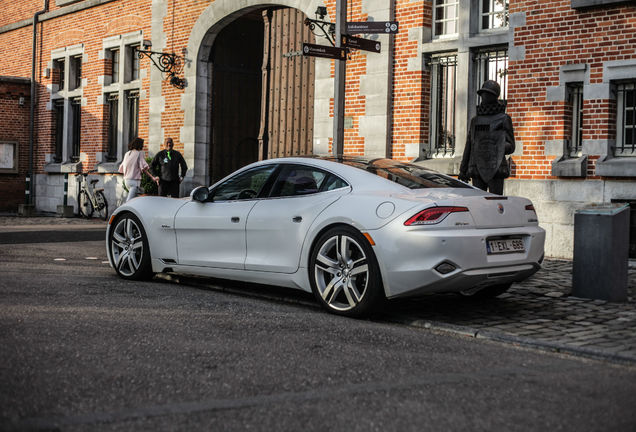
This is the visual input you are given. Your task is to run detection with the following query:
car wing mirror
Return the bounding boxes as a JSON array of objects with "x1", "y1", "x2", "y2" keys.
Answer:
[{"x1": 191, "y1": 186, "x2": 210, "y2": 202}]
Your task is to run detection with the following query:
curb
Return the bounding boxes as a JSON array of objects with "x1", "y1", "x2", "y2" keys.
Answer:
[
  {"x1": 389, "y1": 317, "x2": 636, "y2": 367},
  {"x1": 157, "y1": 273, "x2": 636, "y2": 366}
]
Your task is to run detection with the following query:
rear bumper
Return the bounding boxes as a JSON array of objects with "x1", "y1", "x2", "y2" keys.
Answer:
[{"x1": 369, "y1": 223, "x2": 546, "y2": 299}]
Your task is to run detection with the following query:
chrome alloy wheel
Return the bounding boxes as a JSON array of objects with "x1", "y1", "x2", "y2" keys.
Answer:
[
  {"x1": 314, "y1": 234, "x2": 369, "y2": 311},
  {"x1": 111, "y1": 217, "x2": 145, "y2": 277}
]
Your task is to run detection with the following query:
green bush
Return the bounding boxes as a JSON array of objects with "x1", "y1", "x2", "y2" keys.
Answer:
[{"x1": 141, "y1": 156, "x2": 158, "y2": 195}]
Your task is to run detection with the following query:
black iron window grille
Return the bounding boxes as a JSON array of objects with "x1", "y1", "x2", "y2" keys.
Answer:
[
  {"x1": 126, "y1": 90, "x2": 139, "y2": 144},
  {"x1": 480, "y1": 0, "x2": 509, "y2": 30},
  {"x1": 106, "y1": 93, "x2": 119, "y2": 161},
  {"x1": 616, "y1": 81, "x2": 636, "y2": 156},
  {"x1": 70, "y1": 98, "x2": 81, "y2": 162},
  {"x1": 433, "y1": 0, "x2": 458, "y2": 36},
  {"x1": 429, "y1": 54, "x2": 457, "y2": 156},
  {"x1": 53, "y1": 99, "x2": 64, "y2": 163},
  {"x1": 475, "y1": 48, "x2": 508, "y2": 104},
  {"x1": 567, "y1": 83, "x2": 584, "y2": 156}
]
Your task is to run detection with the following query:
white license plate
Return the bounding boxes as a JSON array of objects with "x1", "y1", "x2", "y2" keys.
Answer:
[{"x1": 487, "y1": 238, "x2": 525, "y2": 254}]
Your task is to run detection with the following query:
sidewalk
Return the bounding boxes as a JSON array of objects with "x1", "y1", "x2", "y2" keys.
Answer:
[{"x1": 2, "y1": 214, "x2": 635, "y2": 365}]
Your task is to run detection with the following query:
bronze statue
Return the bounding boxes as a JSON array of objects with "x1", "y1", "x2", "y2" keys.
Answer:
[{"x1": 459, "y1": 80, "x2": 515, "y2": 195}]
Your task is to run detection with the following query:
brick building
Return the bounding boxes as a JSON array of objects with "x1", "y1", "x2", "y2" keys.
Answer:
[{"x1": 0, "y1": 0, "x2": 634, "y2": 258}]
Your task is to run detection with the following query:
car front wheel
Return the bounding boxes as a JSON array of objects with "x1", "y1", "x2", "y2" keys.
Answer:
[
  {"x1": 309, "y1": 226, "x2": 383, "y2": 317},
  {"x1": 109, "y1": 213, "x2": 153, "y2": 280}
]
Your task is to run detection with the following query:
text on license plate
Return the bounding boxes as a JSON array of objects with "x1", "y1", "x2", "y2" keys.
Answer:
[{"x1": 487, "y1": 238, "x2": 525, "y2": 254}]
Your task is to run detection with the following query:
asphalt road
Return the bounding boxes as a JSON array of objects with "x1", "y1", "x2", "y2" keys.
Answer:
[{"x1": 1, "y1": 228, "x2": 635, "y2": 431}]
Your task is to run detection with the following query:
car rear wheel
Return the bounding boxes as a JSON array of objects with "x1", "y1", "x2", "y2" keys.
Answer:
[
  {"x1": 458, "y1": 283, "x2": 511, "y2": 299},
  {"x1": 309, "y1": 226, "x2": 383, "y2": 317},
  {"x1": 109, "y1": 213, "x2": 153, "y2": 280}
]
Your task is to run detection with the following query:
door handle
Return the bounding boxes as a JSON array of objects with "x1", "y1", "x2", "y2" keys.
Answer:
[
  {"x1": 292, "y1": 216, "x2": 302, "y2": 223},
  {"x1": 231, "y1": 217, "x2": 240, "y2": 223}
]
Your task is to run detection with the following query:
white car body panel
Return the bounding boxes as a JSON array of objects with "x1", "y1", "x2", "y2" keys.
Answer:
[{"x1": 107, "y1": 157, "x2": 545, "y2": 301}]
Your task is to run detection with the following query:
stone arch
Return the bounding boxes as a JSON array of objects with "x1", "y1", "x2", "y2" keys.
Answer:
[{"x1": 181, "y1": 0, "x2": 327, "y2": 188}]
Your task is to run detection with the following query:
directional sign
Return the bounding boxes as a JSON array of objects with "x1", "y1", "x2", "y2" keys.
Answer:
[
  {"x1": 342, "y1": 35, "x2": 381, "y2": 53},
  {"x1": 302, "y1": 43, "x2": 346, "y2": 60},
  {"x1": 346, "y1": 21, "x2": 399, "y2": 35}
]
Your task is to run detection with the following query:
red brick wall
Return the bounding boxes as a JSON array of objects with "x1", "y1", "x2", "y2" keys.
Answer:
[
  {"x1": 508, "y1": 0, "x2": 636, "y2": 180},
  {"x1": 0, "y1": 79, "x2": 30, "y2": 212}
]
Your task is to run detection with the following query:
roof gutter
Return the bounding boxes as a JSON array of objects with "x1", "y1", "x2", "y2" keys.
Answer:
[{"x1": 28, "y1": 0, "x2": 49, "y2": 206}]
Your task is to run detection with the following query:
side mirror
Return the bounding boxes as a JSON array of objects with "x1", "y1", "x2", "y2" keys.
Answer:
[{"x1": 191, "y1": 186, "x2": 210, "y2": 202}]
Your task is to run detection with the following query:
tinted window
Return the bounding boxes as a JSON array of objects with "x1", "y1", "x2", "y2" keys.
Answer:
[
  {"x1": 344, "y1": 159, "x2": 470, "y2": 189},
  {"x1": 269, "y1": 165, "x2": 348, "y2": 197},
  {"x1": 211, "y1": 165, "x2": 277, "y2": 201}
]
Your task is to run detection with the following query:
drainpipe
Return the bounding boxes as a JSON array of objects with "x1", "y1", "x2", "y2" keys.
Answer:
[{"x1": 28, "y1": 0, "x2": 49, "y2": 207}]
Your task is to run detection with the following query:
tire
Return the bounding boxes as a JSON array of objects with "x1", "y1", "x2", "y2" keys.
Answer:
[
  {"x1": 94, "y1": 191, "x2": 109, "y2": 221},
  {"x1": 309, "y1": 226, "x2": 384, "y2": 317},
  {"x1": 108, "y1": 213, "x2": 153, "y2": 280},
  {"x1": 458, "y1": 283, "x2": 512, "y2": 300},
  {"x1": 78, "y1": 190, "x2": 93, "y2": 218}
]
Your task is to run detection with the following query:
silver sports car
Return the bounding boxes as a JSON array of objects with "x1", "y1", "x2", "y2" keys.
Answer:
[{"x1": 106, "y1": 156, "x2": 545, "y2": 317}]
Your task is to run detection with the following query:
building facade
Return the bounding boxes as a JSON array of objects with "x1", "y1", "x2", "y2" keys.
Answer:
[{"x1": 0, "y1": 0, "x2": 634, "y2": 258}]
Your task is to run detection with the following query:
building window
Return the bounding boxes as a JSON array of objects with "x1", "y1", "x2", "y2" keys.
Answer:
[
  {"x1": 430, "y1": 54, "x2": 457, "y2": 156},
  {"x1": 53, "y1": 100, "x2": 64, "y2": 163},
  {"x1": 616, "y1": 81, "x2": 636, "y2": 156},
  {"x1": 54, "y1": 59, "x2": 65, "y2": 91},
  {"x1": 110, "y1": 48, "x2": 120, "y2": 83},
  {"x1": 70, "y1": 98, "x2": 82, "y2": 162},
  {"x1": 126, "y1": 90, "x2": 140, "y2": 144},
  {"x1": 567, "y1": 83, "x2": 584, "y2": 156},
  {"x1": 106, "y1": 93, "x2": 119, "y2": 161},
  {"x1": 126, "y1": 44, "x2": 140, "y2": 82},
  {"x1": 433, "y1": 0, "x2": 458, "y2": 37},
  {"x1": 481, "y1": 0, "x2": 508, "y2": 30},
  {"x1": 475, "y1": 48, "x2": 508, "y2": 103},
  {"x1": 70, "y1": 55, "x2": 82, "y2": 90}
]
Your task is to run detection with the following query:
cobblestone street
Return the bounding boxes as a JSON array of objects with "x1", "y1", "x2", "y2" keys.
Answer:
[{"x1": 2, "y1": 215, "x2": 636, "y2": 365}]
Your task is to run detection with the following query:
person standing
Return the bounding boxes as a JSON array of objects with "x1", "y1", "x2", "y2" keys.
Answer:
[
  {"x1": 151, "y1": 137, "x2": 188, "y2": 197},
  {"x1": 119, "y1": 137, "x2": 158, "y2": 202},
  {"x1": 459, "y1": 80, "x2": 515, "y2": 195}
]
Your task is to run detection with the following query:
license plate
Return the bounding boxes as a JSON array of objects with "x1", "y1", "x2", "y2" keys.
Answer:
[{"x1": 487, "y1": 238, "x2": 525, "y2": 254}]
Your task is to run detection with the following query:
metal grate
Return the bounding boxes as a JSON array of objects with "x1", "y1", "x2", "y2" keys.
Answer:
[
  {"x1": 53, "y1": 99, "x2": 64, "y2": 163},
  {"x1": 70, "y1": 98, "x2": 81, "y2": 162},
  {"x1": 126, "y1": 90, "x2": 139, "y2": 144},
  {"x1": 616, "y1": 81, "x2": 636, "y2": 156},
  {"x1": 567, "y1": 83, "x2": 584, "y2": 156},
  {"x1": 106, "y1": 93, "x2": 119, "y2": 161},
  {"x1": 430, "y1": 55, "x2": 457, "y2": 156},
  {"x1": 475, "y1": 48, "x2": 508, "y2": 103}
]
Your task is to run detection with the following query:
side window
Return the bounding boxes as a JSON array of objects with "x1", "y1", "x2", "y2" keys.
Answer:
[
  {"x1": 269, "y1": 165, "x2": 347, "y2": 197},
  {"x1": 211, "y1": 165, "x2": 277, "y2": 201}
]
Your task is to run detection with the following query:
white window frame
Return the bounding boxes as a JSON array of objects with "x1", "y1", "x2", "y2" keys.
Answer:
[
  {"x1": 480, "y1": 0, "x2": 509, "y2": 32},
  {"x1": 100, "y1": 31, "x2": 145, "y2": 165},
  {"x1": 49, "y1": 44, "x2": 85, "y2": 166},
  {"x1": 433, "y1": 0, "x2": 459, "y2": 38}
]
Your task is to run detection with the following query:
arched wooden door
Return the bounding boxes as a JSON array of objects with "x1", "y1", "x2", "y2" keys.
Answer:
[{"x1": 209, "y1": 7, "x2": 315, "y2": 183}]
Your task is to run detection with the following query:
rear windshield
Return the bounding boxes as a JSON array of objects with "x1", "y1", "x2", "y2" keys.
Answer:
[{"x1": 344, "y1": 159, "x2": 471, "y2": 189}]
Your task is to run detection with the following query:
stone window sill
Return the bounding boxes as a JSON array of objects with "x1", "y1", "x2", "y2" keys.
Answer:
[
  {"x1": 413, "y1": 156, "x2": 462, "y2": 176},
  {"x1": 44, "y1": 161, "x2": 82, "y2": 173},
  {"x1": 551, "y1": 155, "x2": 588, "y2": 178},
  {"x1": 96, "y1": 162, "x2": 121, "y2": 174},
  {"x1": 596, "y1": 156, "x2": 636, "y2": 177}
]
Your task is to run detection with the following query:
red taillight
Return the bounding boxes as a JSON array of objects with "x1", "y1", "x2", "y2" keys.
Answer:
[
  {"x1": 525, "y1": 204, "x2": 535, "y2": 211},
  {"x1": 404, "y1": 206, "x2": 469, "y2": 226}
]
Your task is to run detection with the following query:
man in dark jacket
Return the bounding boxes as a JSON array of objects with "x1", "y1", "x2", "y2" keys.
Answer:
[
  {"x1": 151, "y1": 137, "x2": 188, "y2": 197},
  {"x1": 459, "y1": 80, "x2": 515, "y2": 195}
]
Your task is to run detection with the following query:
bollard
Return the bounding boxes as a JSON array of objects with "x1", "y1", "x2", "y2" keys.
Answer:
[{"x1": 572, "y1": 203, "x2": 629, "y2": 302}]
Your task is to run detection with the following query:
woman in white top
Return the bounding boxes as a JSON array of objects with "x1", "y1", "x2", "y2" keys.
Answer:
[{"x1": 119, "y1": 137, "x2": 158, "y2": 202}]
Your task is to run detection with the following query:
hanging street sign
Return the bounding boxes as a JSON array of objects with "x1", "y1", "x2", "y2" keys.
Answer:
[
  {"x1": 341, "y1": 35, "x2": 381, "y2": 53},
  {"x1": 302, "y1": 43, "x2": 346, "y2": 60},
  {"x1": 346, "y1": 21, "x2": 399, "y2": 35}
]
